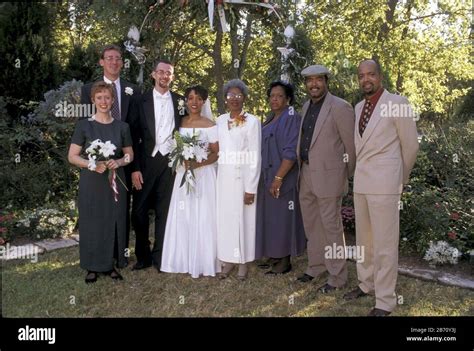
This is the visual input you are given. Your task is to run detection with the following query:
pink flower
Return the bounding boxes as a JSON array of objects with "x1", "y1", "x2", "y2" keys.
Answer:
[
  {"x1": 450, "y1": 212, "x2": 460, "y2": 221},
  {"x1": 447, "y1": 231, "x2": 457, "y2": 240}
]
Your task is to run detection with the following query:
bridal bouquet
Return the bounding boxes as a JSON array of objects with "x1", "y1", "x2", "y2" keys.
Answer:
[
  {"x1": 86, "y1": 139, "x2": 128, "y2": 202},
  {"x1": 168, "y1": 130, "x2": 209, "y2": 194}
]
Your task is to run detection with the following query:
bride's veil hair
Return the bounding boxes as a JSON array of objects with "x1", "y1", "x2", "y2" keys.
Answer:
[
  {"x1": 201, "y1": 98, "x2": 214, "y2": 121},
  {"x1": 184, "y1": 85, "x2": 214, "y2": 121}
]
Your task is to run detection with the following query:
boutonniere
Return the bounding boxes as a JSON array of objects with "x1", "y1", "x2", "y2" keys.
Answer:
[
  {"x1": 125, "y1": 87, "x2": 134, "y2": 96},
  {"x1": 177, "y1": 99, "x2": 186, "y2": 115},
  {"x1": 228, "y1": 112, "x2": 247, "y2": 130}
]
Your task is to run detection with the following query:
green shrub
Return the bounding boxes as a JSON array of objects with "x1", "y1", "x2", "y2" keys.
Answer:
[
  {"x1": 0, "y1": 80, "x2": 82, "y2": 241},
  {"x1": 400, "y1": 121, "x2": 474, "y2": 261}
]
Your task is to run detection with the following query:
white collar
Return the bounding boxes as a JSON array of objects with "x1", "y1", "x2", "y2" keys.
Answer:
[
  {"x1": 103, "y1": 76, "x2": 120, "y2": 85},
  {"x1": 153, "y1": 89, "x2": 171, "y2": 99}
]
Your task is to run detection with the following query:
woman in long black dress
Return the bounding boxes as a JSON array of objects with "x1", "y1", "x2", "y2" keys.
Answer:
[{"x1": 68, "y1": 81, "x2": 134, "y2": 283}]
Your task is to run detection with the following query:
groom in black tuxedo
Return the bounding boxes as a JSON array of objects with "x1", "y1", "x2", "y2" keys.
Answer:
[
  {"x1": 129, "y1": 59, "x2": 184, "y2": 271},
  {"x1": 80, "y1": 44, "x2": 140, "y2": 266}
]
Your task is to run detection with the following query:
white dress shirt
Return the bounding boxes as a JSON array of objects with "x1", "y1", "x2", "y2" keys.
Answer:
[
  {"x1": 152, "y1": 89, "x2": 175, "y2": 157},
  {"x1": 103, "y1": 76, "x2": 121, "y2": 115}
]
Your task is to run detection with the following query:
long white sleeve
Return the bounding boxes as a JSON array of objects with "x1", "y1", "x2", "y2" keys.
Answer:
[{"x1": 244, "y1": 114, "x2": 261, "y2": 194}]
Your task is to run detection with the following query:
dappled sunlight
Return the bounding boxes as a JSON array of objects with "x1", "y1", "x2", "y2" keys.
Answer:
[{"x1": 6, "y1": 259, "x2": 80, "y2": 275}]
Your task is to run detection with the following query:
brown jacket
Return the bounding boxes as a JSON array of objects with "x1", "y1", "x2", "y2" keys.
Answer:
[{"x1": 297, "y1": 92, "x2": 356, "y2": 198}]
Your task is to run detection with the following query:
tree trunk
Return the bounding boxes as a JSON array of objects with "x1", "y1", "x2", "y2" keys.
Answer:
[
  {"x1": 396, "y1": 0, "x2": 413, "y2": 93},
  {"x1": 213, "y1": 19, "x2": 225, "y2": 115}
]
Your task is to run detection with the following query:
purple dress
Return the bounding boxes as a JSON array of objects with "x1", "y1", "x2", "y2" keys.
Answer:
[{"x1": 255, "y1": 107, "x2": 306, "y2": 259}]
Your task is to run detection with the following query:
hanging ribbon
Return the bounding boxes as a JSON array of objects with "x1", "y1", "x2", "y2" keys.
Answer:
[
  {"x1": 109, "y1": 170, "x2": 119, "y2": 202},
  {"x1": 207, "y1": 0, "x2": 283, "y2": 32}
]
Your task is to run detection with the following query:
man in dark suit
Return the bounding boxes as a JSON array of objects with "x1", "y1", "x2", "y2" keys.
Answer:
[
  {"x1": 80, "y1": 44, "x2": 140, "y2": 266},
  {"x1": 129, "y1": 59, "x2": 185, "y2": 271}
]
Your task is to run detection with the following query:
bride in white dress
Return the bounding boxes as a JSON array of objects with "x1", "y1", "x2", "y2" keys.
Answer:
[{"x1": 161, "y1": 85, "x2": 220, "y2": 278}]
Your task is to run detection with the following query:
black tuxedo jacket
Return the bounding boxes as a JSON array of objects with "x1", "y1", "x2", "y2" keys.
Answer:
[
  {"x1": 80, "y1": 79, "x2": 140, "y2": 122},
  {"x1": 129, "y1": 89, "x2": 185, "y2": 173}
]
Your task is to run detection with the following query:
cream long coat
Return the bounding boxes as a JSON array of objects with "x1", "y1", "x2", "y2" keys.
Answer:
[{"x1": 216, "y1": 112, "x2": 262, "y2": 264}]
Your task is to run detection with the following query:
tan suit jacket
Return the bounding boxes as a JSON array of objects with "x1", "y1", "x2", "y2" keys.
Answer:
[
  {"x1": 297, "y1": 92, "x2": 356, "y2": 198},
  {"x1": 354, "y1": 90, "x2": 419, "y2": 194}
]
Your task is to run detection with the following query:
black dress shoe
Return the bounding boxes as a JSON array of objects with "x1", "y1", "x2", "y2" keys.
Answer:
[
  {"x1": 317, "y1": 283, "x2": 338, "y2": 293},
  {"x1": 257, "y1": 258, "x2": 280, "y2": 270},
  {"x1": 85, "y1": 271, "x2": 97, "y2": 284},
  {"x1": 108, "y1": 269, "x2": 124, "y2": 281},
  {"x1": 264, "y1": 264, "x2": 292, "y2": 275},
  {"x1": 343, "y1": 287, "x2": 369, "y2": 300},
  {"x1": 296, "y1": 273, "x2": 314, "y2": 283},
  {"x1": 368, "y1": 308, "x2": 391, "y2": 316},
  {"x1": 132, "y1": 262, "x2": 152, "y2": 271}
]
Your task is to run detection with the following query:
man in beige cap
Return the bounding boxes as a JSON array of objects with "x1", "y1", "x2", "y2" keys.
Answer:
[{"x1": 296, "y1": 65, "x2": 356, "y2": 293}]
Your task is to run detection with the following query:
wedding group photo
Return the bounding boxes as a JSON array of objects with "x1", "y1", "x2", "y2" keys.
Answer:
[{"x1": 1, "y1": 0, "x2": 472, "y2": 329}]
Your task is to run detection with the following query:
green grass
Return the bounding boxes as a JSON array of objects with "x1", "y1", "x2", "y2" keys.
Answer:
[{"x1": 2, "y1": 244, "x2": 473, "y2": 317}]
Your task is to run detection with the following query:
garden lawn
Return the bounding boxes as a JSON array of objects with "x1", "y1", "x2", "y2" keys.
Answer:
[{"x1": 2, "y1": 243, "x2": 473, "y2": 317}]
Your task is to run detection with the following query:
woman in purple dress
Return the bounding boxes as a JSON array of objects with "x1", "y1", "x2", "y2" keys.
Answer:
[{"x1": 255, "y1": 81, "x2": 306, "y2": 275}]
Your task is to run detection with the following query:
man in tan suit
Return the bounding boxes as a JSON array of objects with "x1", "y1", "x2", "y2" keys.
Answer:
[
  {"x1": 296, "y1": 65, "x2": 355, "y2": 292},
  {"x1": 343, "y1": 59, "x2": 419, "y2": 316}
]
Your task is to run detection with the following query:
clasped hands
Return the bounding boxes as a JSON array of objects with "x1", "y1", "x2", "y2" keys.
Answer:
[
  {"x1": 94, "y1": 160, "x2": 120, "y2": 174},
  {"x1": 184, "y1": 160, "x2": 201, "y2": 171}
]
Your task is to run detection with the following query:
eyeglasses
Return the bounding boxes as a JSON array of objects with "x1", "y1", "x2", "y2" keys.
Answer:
[
  {"x1": 155, "y1": 70, "x2": 173, "y2": 77},
  {"x1": 226, "y1": 93, "x2": 244, "y2": 100},
  {"x1": 103, "y1": 56, "x2": 122, "y2": 62}
]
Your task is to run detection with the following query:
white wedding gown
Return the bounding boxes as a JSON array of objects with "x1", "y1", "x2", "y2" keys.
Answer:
[{"x1": 161, "y1": 126, "x2": 221, "y2": 278}]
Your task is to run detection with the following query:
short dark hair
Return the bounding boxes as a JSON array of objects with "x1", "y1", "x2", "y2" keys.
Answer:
[
  {"x1": 184, "y1": 85, "x2": 208, "y2": 101},
  {"x1": 90, "y1": 81, "x2": 115, "y2": 101},
  {"x1": 360, "y1": 58, "x2": 382, "y2": 74},
  {"x1": 152, "y1": 58, "x2": 174, "y2": 71},
  {"x1": 267, "y1": 81, "x2": 295, "y2": 105},
  {"x1": 100, "y1": 44, "x2": 122, "y2": 59}
]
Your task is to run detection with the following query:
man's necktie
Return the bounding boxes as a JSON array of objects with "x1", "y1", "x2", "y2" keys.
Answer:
[
  {"x1": 111, "y1": 82, "x2": 121, "y2": 120},
  {"x1": 359, "y1": 100, "x2": 372, "y2": 136}
]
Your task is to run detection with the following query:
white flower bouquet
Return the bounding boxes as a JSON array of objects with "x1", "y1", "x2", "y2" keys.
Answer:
[
  {"x1": 423, "y1": 240, "x2": 462, "y2": 266},
  {"x1": 85, "y1": 139, "x2": 128, "y2": 201},
  {"x1": 167, "y1": 130, "x2": 209, "y2": 194}
]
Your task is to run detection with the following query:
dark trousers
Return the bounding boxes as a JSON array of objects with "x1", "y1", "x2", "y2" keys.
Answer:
[
  {"x1": 124, "y1": 165, "x2": 132, "y2": 256},
  {"x1": 131, "y1": 154, "x2": 174, "y2": 268}
]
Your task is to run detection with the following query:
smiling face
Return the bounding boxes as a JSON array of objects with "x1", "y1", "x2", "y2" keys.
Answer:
[
  {"x1": 151, "y1": 62, "x2": 174, "y2": 91},
  {"x1": 226, "y1": 87, "x2": 245, "y2": 113},
  {"x1": 92, "y1": 89, "x2": 114, "y2": 114},
  {"x1": 305, "y1": 75, "x2": 328, "y2": 103},
  {"x1": 99, "y1": 49, "x2": 123, "y2": 81},
  {"x1": 186, "y1": 89, "x2": 205, "y2": 115},
  {"x1": 358, "y1": 60, "x2": 383, "y2": 98}
]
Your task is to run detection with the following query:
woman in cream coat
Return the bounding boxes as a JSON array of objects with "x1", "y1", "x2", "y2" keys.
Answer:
[{"x1": 216, "y1": 79, "x2": 261, "y2": 280}]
